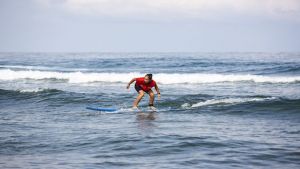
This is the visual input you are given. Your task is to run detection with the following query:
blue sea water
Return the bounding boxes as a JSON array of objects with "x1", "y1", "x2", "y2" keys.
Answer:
[{"x1": 0, "y1": 52, "x2": 300, "y2": 168}]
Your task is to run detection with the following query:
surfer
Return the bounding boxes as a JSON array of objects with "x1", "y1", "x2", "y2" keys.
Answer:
[{"x1": 126, "y1": 74, "x2": 161, "y2": 110}]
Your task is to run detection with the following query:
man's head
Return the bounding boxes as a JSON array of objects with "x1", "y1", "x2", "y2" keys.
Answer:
[{"x1": 144, "y1": 74, "x2": 152, "y2": 84}]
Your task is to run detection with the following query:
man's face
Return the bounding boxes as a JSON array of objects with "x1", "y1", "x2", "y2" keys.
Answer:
[{"x1": 144, "y1": 76, "x2": 150, "y2": 84}]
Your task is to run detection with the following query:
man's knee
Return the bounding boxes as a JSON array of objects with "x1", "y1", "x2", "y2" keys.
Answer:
[
  {"x1": 139, "y1": 90, "x2": 145, "y2": 96},
  {"x1": 149, "y1": 92, "x2": 154, "y2": 97}
]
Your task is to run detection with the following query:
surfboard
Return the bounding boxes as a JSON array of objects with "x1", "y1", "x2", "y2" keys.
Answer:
[
  {"x1": 86, "y1": 106, "x2": 118, "y2": 112},
  {"x1": 86, "y1": 106, "x2": 157, "y2": 112}
]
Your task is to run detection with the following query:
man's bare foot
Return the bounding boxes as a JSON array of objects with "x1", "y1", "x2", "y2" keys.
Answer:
[
  {"x1": 132, "y1": 106, "x2": 139, "y2": 111},
  {"x1": 148, "y1": 106, "x2": 157, "y2": 111}
]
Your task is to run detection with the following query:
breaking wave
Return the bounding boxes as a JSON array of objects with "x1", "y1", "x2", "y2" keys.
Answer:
[{"x1": 0, "y1": 69, "x2": 300, "y2": 84}]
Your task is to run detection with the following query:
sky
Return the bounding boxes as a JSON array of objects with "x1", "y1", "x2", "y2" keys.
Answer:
[{"x1": 0, "y1": 0, "x2": 300, "y2": 52}]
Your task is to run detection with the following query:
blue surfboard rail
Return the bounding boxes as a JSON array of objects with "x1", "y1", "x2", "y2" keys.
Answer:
[{"x1": 86, "y1": 106, "x2": 118, "y2": 112}]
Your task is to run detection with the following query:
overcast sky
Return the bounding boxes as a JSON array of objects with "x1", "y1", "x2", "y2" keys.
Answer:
[{"x1": 0, "y1": 0, "x2": 299, "y2": 52}]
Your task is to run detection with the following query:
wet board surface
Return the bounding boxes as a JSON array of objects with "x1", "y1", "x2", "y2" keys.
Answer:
[{"x1": 86, "y1": 106, "x2": 118, "y2": 112}]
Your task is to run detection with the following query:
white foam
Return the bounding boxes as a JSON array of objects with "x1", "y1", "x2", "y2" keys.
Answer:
[
  {"x1": 189, "y1": 97, "x2": 276, "y2": 108},
  {"x1": 18, "y1": 88, "x2": 46, "y2": 93},
  {"x1": 0, "y1": 69, "x2": 299, "y2": 84}
]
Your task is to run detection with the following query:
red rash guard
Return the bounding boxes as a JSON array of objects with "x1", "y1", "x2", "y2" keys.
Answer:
[{"x1": 135, "y1": 77, "x2": 156, "y2": 92}]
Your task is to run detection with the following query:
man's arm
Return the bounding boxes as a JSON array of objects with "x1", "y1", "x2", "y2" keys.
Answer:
[
  {"x1": 126, "y1": 78, "x2": 136, "y2": 89},
  {"x1": 154, "y1": 83, "x2": 161, "y2": 99}
]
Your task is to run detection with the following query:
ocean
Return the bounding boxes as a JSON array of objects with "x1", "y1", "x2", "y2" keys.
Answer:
[{"x1": 0, "y1": 52, "x2": 300, "y2": 168}]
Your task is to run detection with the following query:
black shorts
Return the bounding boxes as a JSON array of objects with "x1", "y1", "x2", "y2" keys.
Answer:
[{"x1": 135, "y1": 84, "x2": 149, "y2": 94}]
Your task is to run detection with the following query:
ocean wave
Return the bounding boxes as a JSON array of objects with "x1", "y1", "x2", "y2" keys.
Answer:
[
  {"x1": 182, "y1": 97, "x2": 276, "y2": 108},
  {"x1": 181, "y1": 97, "x2": 300, "y2": 114},
  {"x1": 1, "y1": 87, "x2": 299, "y2": 112},
  {"x1": 0, "y1": 88, "x2": 63, "y2": 95},
  {"x1": 0, "y1": 69, "x2": 300, "y2": 84},
  {"x1": 0, "y1": 88, "x2": 94, "y2": 104},
  {"x1": 17, "y1": 88, "x2": 55, "y2": 93}
]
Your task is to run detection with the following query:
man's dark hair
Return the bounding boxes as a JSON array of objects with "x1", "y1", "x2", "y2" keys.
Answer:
[{"x1": 146, "y1": 74, "x2": 152, "y2": 80}]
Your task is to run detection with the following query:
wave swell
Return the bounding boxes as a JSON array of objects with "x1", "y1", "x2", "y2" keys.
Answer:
[
  {"x1": 0, "y1": 69, "x2": 300, "y2": 84},
  {"x1": 182, "y1": 97, "x2": 276, "y2": 108}
]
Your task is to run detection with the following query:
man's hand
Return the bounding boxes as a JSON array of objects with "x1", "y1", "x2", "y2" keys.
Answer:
[
  {"x1": 157, "y1": 93, "x2": 161, "y2": 100},
  {"x1": 127, "y1": 78, "x2": 136, "y2": 90}
]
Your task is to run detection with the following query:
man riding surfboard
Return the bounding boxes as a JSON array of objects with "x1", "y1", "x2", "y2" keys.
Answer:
[{"x1": 126, "y1": 74, "x2": 161, "y2": 110}]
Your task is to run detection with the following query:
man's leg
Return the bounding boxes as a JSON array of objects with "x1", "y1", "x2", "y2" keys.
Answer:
[
  {"x1": 133, "y1": 90, "x2": 145, "y2": 107},
  {"x1": 148, "y1": 90, "x2": 155, "y2": 106}
]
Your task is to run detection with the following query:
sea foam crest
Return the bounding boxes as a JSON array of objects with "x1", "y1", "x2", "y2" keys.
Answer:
[
  {"x1": 182, "y1": 97, "x2": 276, "y2": 108},
  {"x1": 0, "y1": 69, "x2": 299, "y2": 84}
]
